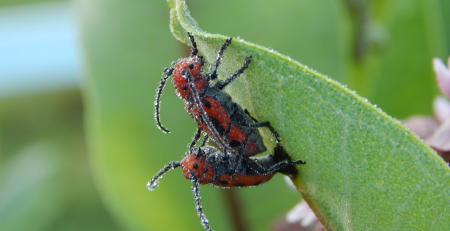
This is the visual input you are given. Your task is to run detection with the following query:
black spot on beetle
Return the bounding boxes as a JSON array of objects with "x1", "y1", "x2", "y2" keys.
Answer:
[
  {"x1": 209, "y1": 117, "x2": 225, "y2": 134},
  {"x1": 229, "y1": 140, "x2": 241, "y2": 148},
  {"x1": 231, "y1": 183, "x2": 246, "y2": 187},
  {"x1": 188, "y1": 64, "x2": 194, "y2": 69},
  {"x1": 219, "y1": 180, "x2": 229, "y2": 185},
  {"x1": 193, "y1": 164, "x2": 198, "y2": 169},
  {"x1": 201, "y1": 99, "x2": 211, "y2": 108}
]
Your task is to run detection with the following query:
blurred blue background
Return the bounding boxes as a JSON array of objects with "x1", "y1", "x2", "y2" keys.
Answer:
[{"x1": 0, "y1": 1, "x2": 80, "y2": 97}]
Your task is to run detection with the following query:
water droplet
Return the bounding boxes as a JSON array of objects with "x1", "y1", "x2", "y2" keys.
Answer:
[{"x1": 147, "y1": 180, "x2": 159, "y2": 191}]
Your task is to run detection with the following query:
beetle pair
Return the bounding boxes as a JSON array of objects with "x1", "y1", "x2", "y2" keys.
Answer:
[{"x1": 148, "y1": 32, "x2": 305, "y2": 231}]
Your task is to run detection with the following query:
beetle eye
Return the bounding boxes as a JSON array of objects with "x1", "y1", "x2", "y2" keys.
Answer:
[
  {"x1": 188, "y1": 64, "x2": 194, "y2": 69},
  {"x1": 193, "y1": 164, "x2": 199, "y2": 169}
]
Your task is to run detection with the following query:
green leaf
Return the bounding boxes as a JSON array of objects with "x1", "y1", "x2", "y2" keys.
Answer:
[{"x1": 169, "y1": 0, "x2": 450, "y2": 230}]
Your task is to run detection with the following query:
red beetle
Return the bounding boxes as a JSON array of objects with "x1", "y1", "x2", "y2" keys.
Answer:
[
  {"x1": 154, "y1": 32, "x2": 280, "y2": 158},
  {"x1": 147, "y1": 144, "x2": 305, "y2": 231}
]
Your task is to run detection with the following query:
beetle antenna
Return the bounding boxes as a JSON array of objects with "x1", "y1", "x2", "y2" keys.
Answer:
[
  {"x1": 147, "y1": 161, "x2": 181, "y2": 191},
  {"x1": 183, "y1": 68, "x2": 233, "y2": 152},
  {"x1": 187, "y1": 32, "x2": 198, "y2": 57},
  {"x1": 155, "y1": 68, "x2": 174, "y2": 133},
  {"x1": 190, "y1": 172, "x2": 213, "y2": 231},
  {"x1": 209, "y1": 37, "x2": 232, "y2": 81}
]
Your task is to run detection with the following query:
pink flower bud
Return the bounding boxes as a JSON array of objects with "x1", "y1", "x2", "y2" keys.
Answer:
[{"x1": 433, "y1": 58, "x2": 450, "y2": 99}]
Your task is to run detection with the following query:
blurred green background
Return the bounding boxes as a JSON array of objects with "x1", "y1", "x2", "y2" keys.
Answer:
[{"x1": 0, "y1": 0, "x2": 448, "y2": 231}]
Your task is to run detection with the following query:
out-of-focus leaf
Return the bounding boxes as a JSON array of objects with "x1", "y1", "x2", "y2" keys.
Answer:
[
  {"x1": 0, "y1": 90, "x2": 121, "y2": 231},
  {"x1": 438, "y1": 0, "x2": 450, "y2": 56},
  {"x1": 0, "y1": 142, "x2": 66, "y2": 231},
  {"x1": 349, "y1": 0, "x2": 447, "y2": 118},
  {"x1": 169, "y1": 0, "x2": 450, "y2": 230}
]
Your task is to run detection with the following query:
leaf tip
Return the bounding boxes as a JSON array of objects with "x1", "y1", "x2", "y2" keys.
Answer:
[{"x1": 167, "y1": 0, "x2": 175, "y2": 9}]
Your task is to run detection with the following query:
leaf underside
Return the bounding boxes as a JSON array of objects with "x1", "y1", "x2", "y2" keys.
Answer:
[{"x1": 169, "y1": 0, "x2": 450, "y2": 230}]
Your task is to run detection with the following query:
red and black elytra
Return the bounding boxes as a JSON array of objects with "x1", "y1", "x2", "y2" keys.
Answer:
[
  {"x1": 147, "y1": 144, "x2": 305, "y2": 231},
  {"x1": 154, "y1": 32, "x2": 281, "y2": 157}
]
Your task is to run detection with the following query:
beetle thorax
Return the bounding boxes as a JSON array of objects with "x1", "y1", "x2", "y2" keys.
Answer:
[
  {"x1": 180, "y1": 150, "x2": 215, "y2": 184},
  {"x1": 172, "y1": 57, "x2": 207, "y2": 99}
]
